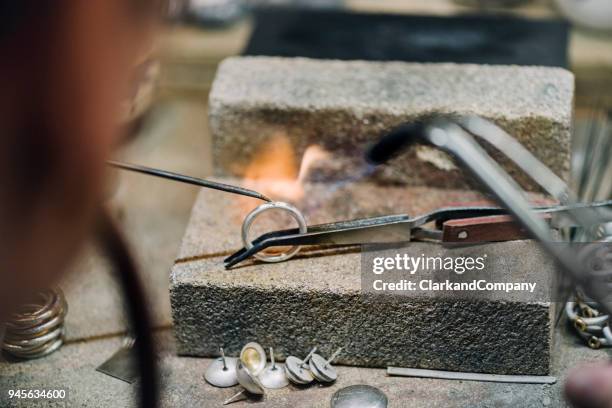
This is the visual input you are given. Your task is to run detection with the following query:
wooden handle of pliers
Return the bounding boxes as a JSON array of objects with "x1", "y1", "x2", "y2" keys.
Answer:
[{"x1": 442, "y1": 214, "x2": 551, "y2": 243}]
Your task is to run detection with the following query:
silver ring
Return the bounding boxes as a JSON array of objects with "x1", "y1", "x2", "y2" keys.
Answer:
[{"x1": 241, "y1": 202, "x2": 307, "y2": 263}]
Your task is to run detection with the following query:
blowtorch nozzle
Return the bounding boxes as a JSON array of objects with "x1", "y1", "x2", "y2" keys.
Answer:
[{"x1": 365, "y1": 121, "x2": 428, "y2": 165}]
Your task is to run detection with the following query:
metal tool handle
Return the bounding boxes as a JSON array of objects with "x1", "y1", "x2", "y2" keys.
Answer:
[{"x1": 442, "y1": 214, "x2": 551, "y2": 243}]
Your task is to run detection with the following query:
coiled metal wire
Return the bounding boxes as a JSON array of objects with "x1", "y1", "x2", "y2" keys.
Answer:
[
  {"x1": 2, "y1": 288, "x2": 67, "y2": 359},
  {"x1": 566, "y1": 237, "x2": 612, "y2": 349},
  {"x1": 566, "y1": 296, "x2": 612, "y2": 349}
]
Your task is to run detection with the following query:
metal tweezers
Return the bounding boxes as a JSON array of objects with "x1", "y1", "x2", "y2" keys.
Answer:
[{"x1": 224, "y1": 200, "x2": 612, "y2": 268}]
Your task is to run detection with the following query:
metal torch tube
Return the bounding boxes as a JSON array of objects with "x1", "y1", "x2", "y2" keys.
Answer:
[{"x1": 425, "y1": 121, "x2": 612, "y2": 316}]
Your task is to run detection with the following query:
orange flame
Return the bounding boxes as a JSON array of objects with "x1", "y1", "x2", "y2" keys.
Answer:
[
  {"x1": 242, "y1": 132, "x2": 330, "y2": 203},
  {"x1": 234, "y1": 134, "x2": 332, "y2": 253}
]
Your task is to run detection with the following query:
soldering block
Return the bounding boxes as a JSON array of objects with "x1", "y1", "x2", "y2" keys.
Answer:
[
  {"x1": 170, "y1": 182, "x2": 557, "y2": 375},
  {"x1": 209, "y1": 56, "x2": 573, "y2": 191}
]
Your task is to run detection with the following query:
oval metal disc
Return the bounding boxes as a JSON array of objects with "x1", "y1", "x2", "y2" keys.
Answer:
[
  {"x1": 236, "y1": 361, "x2": 265, "y2": 395},
  {"x1": 204, "y1": 357, "x2": 238, "y2": 387},
  {"x1": 330, "y1": 385, "x2": 388, "y2": 408},
  {"x1": 284, "y1": 364, "x2": 308, "y2": 385},
  {"x1": 285, "y1": 356, "x2": 314, "y2": 384},
  {"x1": 259, "y1": 363, "x2": 289, "y2": 389},
  {"x1": 240, "y1": 342, "x2": 267, "y2": 376},
  {"x1": 309, "y1": 354, "x2": 337, "y2": 382}
]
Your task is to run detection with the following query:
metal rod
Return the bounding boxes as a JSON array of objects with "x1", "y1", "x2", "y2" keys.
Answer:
[
  {"x1": 300, "y1": 347, "x2": 317, "y2": 367},
  {"x1": 220, "y1": 347, "x2": 227, "y2": 370},
  {"x1": 459, "y1": 116, "x2": 569, "y2": 201},
  {"x1": 108, "y1": 160, "x2": 271, "y2": 202},
  {"x1": 459, "y1": 116, "x2": 600, "y2": 238},
  {"x1": 428, "y1": 122, "x2": 612, "y2": 315},
  {"x1": 387, "y1": 367, "x2": 557, "y2": 384},
  {"x1": 367, "y1": 118, "x2": 612, "y2": 316},
  {"x1": 223, "y1": 390, "x2": 247, "y2": 405},
  {"x1": 326, "y1": 347, "x2": 343, "y2": 367},
  {"x1": 270, "y1": 347, "x2": 275, "y2": 369}
]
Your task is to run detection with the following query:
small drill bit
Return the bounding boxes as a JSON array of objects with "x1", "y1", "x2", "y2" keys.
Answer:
[{"x1": 108, "y1": 160, "x2": 271, "y2": 202}]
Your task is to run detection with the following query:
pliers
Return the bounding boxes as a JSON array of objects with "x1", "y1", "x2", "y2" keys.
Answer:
[{"x1": 224, "y1": 200, "x2": 612, "y2": 268}]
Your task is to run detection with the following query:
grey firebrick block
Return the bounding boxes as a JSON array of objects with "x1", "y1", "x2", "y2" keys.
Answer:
[
  {"x1": 209, "y1": 57, "x2": 573, "y2": 190},
  {"x1": 170, "y1": 184, "x2": 556, "y2": 375}
]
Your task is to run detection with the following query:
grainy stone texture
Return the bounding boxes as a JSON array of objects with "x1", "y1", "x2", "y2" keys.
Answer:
[
  {"x1": 171, "y1": 251, "x2": 555, "y2": 375},
  {"x1": 171, "y1": 181, "x2": 556, "y2": 375},
  {"x1": 209, "y1": 57, "x2": 574, "y2": 191}
]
